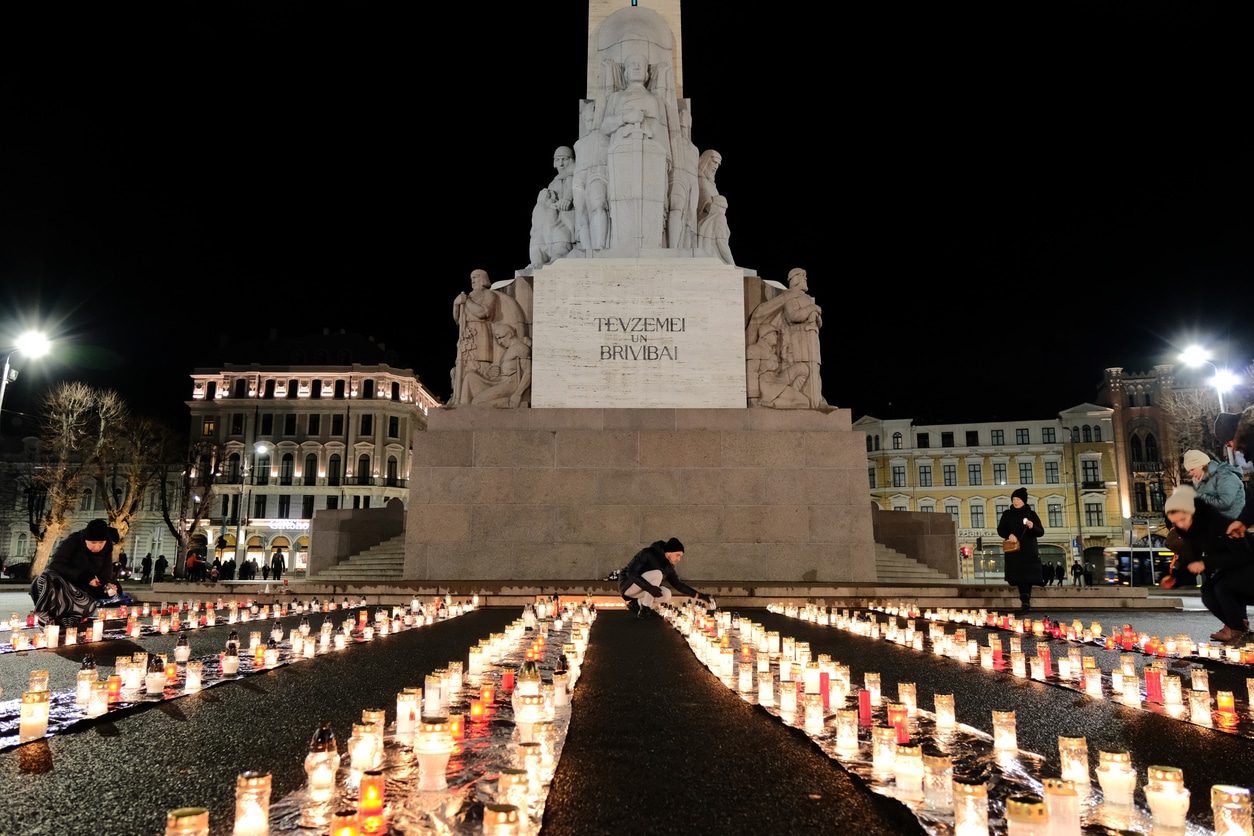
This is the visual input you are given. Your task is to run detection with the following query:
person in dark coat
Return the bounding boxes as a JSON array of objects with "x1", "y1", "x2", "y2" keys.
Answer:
[
  {"x1": 270, "y1": 550, "x2": 286, "y2": 581},
  {"x1": 30, "y1": 518, "x2": 119, "y2": 629},
  {"x1": 998, "y1": 487, "x2": 1045, "y2": 612},
  {"x1": 140, "y1": 553, "x2": 153, "y2": 583},
  {"x1": 154, "y1": 554, "x2": 169, "y2": 582},
  {"x1": 1162, "y1": 485, "x2": 1254, "y2": 644},
  {"x1": 618, "y1": 537, "x2": 714, "y2": 618}
]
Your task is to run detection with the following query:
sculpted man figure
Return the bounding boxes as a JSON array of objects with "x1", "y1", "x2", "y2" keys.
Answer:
[
  {"x1": 459, "y1": 323, "x2": 532, "y2": 408},
  {"x1": 697, "y1": 149, "x2": 722, "y2": 221},
  {"x1": 666, "y1": 106, "x2": 699, "y2": 249},
  {"x1": 573, "y1": 101, "x2": 609, "y2": 251},
  {"x1": 451, "y1": 270, "x2": 527, "y2": 405},
  {"x1": 600, "y1": 54, "x2": 674, "y2": 251},
  {"x1": 697, "y1": 194, "x2": 732, "y2": 264},
  {"x1": 528, "y1": 188, "x2": 573, "y2": 268},
  {"x1": 745, "y1": 327, "x2": 809, "y2": 408},
  {"x1": 548, "y1": 146, "x2": 575, "y2": 240},
  {"x1": 744, "y1": 268, "x2": 827, "y2": 409}
]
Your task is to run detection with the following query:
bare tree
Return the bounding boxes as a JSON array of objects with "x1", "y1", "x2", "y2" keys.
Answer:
[
  {"x1": 157, "y1": 438, "x2": 221, "y2": 578},
  {"x1": 93, "y1": 414, "x2": 168, "y2": 546},
  {"x1": 27, "y1": 382, "x2": 96, "y2": 575}
]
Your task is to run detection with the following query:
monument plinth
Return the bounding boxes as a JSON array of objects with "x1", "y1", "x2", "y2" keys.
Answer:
[{"x1": 405, "y1": 3, "x2": 873, "y2": 584}]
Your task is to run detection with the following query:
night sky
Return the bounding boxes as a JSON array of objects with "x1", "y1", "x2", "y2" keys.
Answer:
[{"x1": 2, "y1": 1, "x2": 1250, "y2": 437}]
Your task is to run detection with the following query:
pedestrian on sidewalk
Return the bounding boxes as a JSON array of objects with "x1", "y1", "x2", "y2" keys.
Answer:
[
  {"x1": 1071, "y1": 560, "x2": 1084, "y2": 586},
  {"x1": 999, "y1": 487, "x2": 1045, "y2": 613},
  {"x1": 140, "y1": 553, "x2": 153, "y2": 584},
  {"x1": 618, "y1": 537, "x2": 715, "y2": 618}
]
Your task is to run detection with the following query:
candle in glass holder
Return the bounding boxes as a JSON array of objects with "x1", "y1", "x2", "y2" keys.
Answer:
[
  {"x1": 300, "y1": 722, "x2": 339, "y2": 806},
  {"x1": 165, "y1": 807, "x2": 210, "y2": 836},
  {"x1": 1011, "y1": 651, "x2": 1027, "y2": 678},
  {"x1": 934, "y1": 693, "x2": 956, "y2": 728},
  {"x1": 396, "y1": 691, "x2": 419, "y2": 739},
  {"x1": 174, "y1": 634, "x2": 191, "y2": 663},
  {"x1": 1190, "y1": 665, "x2": 1209, "y2": 693},
  {"x1": 448, "y1": 713, "x2": 464, "y2": 739},
  {"x1": 185, "y1": 661, "x2": 203, "y2": 692},
  {"x1": 864, "y1": 672, "x2": 881, "y2": 705},
  {"x1": 1189, "y1": 689, "x2": 1212, "y2": 724},
  {"x1": 1218, "y1": 690, "x2": 1237, "y2": 716},
  {"x1": 357, "y1": 769, "x2": 386, "y2": 835},
  {"x1": 779, "y1": 680, "x2": 798, "y2": 714},
  {"x1": 857, "y1": 689, "x2": 872, "y2": 725},
  {"x1": 1084, "y1": 668, "x2": 1103, "y2": 697},
  {"x1": 222, "y1": 645, "x2": 241, "y2": 675},
  {"x1": 952, "y1": 777, "x2": 989, "y2": 835},
  {"x1": 1144, "y1": 765, "x2": 1189, "y2": 831},
  {"x1": 992, "y1": 710, "x2": 1017, "y2": 751},
  {"x1": 923, "y1": 749, "x2": 953, "y2": 812},
  {"x1": 482, "y1": 804, "x2": 520, "y2": 836},
  {"x1": 834, "y1": 709, "x2": 859, "y2": 754},
  {"x1": 481, "y1": 683, "x2": 495, "y2": 704},
  {"x1": 19, "y1": 690, "x2": 50, "y2": 742},
  {"x1": 886, "y1": 703, "x2": 909, "y2": 743},
  {"x1": 1058, "y1": 736, "x2": 1089, "y2": 785},
  {"x1": 1096, "y1": 750, "x2": 1136, "y2": 806},
  {"x1": 1005, "y1": 793, "x2": 1048, "y2": 836},
  {"x1": 413, "y1": 719, "x2": 454, "y2": 791},
  {"x1": 91, "y1": 619, "x2": 103, "y2": 642},
  {"x1": 1029, "y1": 656, "x2": 1045, "y2": 681},
  {"x1": 871, "y1": 725, "x2": 898, "y2": 773},
  {"x1": 470, "y1": 699, "x2": 486, "y2": 720},
  {"x1": 1211, "y1": 785, "x2": 1252, "y2": 836},
  {"x1": 233, "y1": 771, "x2": 270, "y2": 836},
  {"x1": 893, "y1": 743, "x2": 924, "y2": 800},
  {"x1": 146, "y1": 655, "x2": 167, "y2": 696},
  {"x1": 898, "y1": 682, "x2": 917, "y2": 715},
  {"x1": 1042, "y1": 778, "x2": 1080, "y2": 835}
]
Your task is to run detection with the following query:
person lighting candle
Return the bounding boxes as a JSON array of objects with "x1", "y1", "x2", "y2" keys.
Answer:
[
  {"x1": 30, "y1": 519, "x2": 120, "y2": 632},
  {"x1": 616, "y1": 538, "x2": 715, "y2": 619}
]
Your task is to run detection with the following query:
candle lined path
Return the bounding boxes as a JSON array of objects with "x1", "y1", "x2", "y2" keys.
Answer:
[
  {"x1": 540, "y1": 609, "x2": 925, "y2": 835},
  {"x1": 746, "y1": 605, "x2": 1253, "y2": 832},
  {"x1": 0, "y1": 607, "x2": 525, "y2": 836}
]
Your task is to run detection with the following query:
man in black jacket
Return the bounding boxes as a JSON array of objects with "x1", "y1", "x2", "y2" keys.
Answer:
[{"x1": 618, "y1": 537, "x2": 714, "y2": 618}]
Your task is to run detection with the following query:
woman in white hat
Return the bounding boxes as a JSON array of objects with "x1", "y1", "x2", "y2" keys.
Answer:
[
  {"x1": 1164, "y1": 486, "x2": 1254, "y2": 644},
  {"x1": 1182, "y1": 448, "x2": 1245, "y2": 521}
]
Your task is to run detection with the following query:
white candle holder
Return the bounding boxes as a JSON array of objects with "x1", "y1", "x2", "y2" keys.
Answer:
[
  {"x1": 1144, "y1": 765, "x2": 1189, "y2": 831},
  {"x1": 1058, "y1": 736, "x2": 1089, "y2": 785},
  {"x1": 1096, "y1": 750, "x2": 1136, "y2": 806},
  {"x1": 952, "y1": 777, "x2": 989, "y2": 835}
]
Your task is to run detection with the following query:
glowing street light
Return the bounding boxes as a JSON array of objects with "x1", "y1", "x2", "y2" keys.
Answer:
[
  {"x1": 0, "y1": 331, "x2": 52, "y2": 424},
  {"x1": 1180, "y1": 345, "x2": 1235, "y2": 412}
]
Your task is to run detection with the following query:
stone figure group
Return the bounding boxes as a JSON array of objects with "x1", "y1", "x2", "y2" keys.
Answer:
[
  {"x1": 745, "y1": 269, "x2": 826, "y2": 409},
  {"x1": 450, "y1": 270, "x2": 531, "y2": 408},
  {"x1": 526, "y1": 31, "x2": 733, "y2": 263}
]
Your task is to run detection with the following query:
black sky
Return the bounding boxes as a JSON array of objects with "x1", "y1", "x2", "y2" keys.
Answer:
[{"x1": 2, "y1": 1, "x2": 1250, "y2": 436}]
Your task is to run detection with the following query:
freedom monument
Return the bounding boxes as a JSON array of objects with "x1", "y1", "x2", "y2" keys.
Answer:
[{"x1": 406, "y1": 2, "x2": 874, "y2": 583}]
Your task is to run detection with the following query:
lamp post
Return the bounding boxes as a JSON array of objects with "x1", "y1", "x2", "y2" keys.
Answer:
[
  {"x1": 1180, "y1": 345, "x2": 1237, "y2": 413},
  {"x1": 0, "y1": 331, "x2": 52, "y2": 424}
]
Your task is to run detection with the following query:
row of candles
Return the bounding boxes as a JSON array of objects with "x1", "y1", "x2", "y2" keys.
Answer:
[
  {"x1": 160, "y1": 599, "x2": 595, "y2": 836},
  {"x1": 11, "y1": 597, "x2": 478, "y2": 746},
  {"x1": 4, "y1": 594, "x2": 483, "y2": 653},
  {"x1": 773, "y1": 601, "x2": 1254, "y2": 738},
  {"x1": 664, "y1": 601, "x2": 1254, "y2": 835}
]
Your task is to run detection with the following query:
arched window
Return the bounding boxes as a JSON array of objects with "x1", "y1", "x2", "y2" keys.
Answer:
[
  {"x1": 1071, "y1": 426, "x2": 1080, "y2": 442},
  {"x1": 892, "y1": 432, "x2": 903, "y2": 450},
  {"x1": 357, "y1": 454, "x2": 372, "y2": 485},
  {"x1": 1092, "y1": 425, "x2": 1102, "y2": 442},
  {"x1": 1145, "y1": 434, "x2": 1160, "y2": 463},
  {"x1": 387, "y1": 456, "x2": 399, "y2": 486},
  {"x1": 255, "y1": 454, "x2": 271, "y2": 485},
  {"x1": 1129, "y1": 436, "x2": 1143, "y2": 462},
  {"x1": 280, "y1": 453, "x2": 294, "y2": 486},
  {"x1": 362, "y1": 380, "x2": 375, "y2": 399},
  {"x1": 866, "y1": 436, "x2": 873, "y2": 452},
  {"x1": 327, "y1": 454, "x2": 341, "y2": 487},
  {"x1": 304, "y1": 454, "x2": 318, "y2": 486},
  {"x1": 1082, "y1": 425, "x2": 1092, "y2": 442},
  {"x1": 873, "y1": 435, "x2": 880, "y2": 451},
  {"x1": 227, "y1": 453, "x2": 241, "y2": 483}
]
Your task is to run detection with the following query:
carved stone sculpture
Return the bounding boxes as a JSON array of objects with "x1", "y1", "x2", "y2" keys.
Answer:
[
  {"x1": 667, "y1": 105, "x2": 699, "y2": 249},
  {"x1": 744, "y1": 268, "x2": 826, "y2": 409},
  {"x1": 529, "y1": 188, "x2": 574, "y2": 268},
  {"x1": 548, "y1": 146, "x2": 575, "y2": 241},
  {"x1": 573, "y1": 101, "x2": 610, "y2": 251},
  {"x1": 599, "y1": 54, "x2": 676, "y2": 250},
  {"x1": 450, "y1": 270, "x2": 529, "y2": 406},
  {"x1": 746, "y1": 327, "x2": 810, "y2": 408},
  {"x1": 697, "y1": 194, "x2": 732, "y2": 264},
  {"x1": 697, "y1": 149, "x2": 722, "y2": 221},
  {"x1": 458, "y1": 323, "x2": 532, "y2": 408}
]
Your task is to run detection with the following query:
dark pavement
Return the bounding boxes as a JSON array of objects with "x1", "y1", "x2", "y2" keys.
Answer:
[{"x1": 0, "y1": 599, "x2": 1250, "y2": 834}]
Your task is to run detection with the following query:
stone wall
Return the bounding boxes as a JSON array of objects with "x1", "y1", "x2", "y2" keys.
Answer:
[
  {"x1": 308, "y1": 499, "x2": 405, "y2": 575},
  {"x1": 870, "y1": 507, "x2": 960, "y2": 578},
  {"x1": 405, "y1": 408, "x2": 874, "y2": 583}
]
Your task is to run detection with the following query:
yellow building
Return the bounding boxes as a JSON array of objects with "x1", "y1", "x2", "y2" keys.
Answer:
[{"x1": 854, "y1": 404, "x2": 1122, "y2": 580}]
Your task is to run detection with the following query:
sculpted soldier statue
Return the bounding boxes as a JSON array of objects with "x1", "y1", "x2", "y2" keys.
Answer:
[
  {"x1": 458, "y1": 323, "x2": 532, "y2": 408},
  {"x1": 451, "y1": 269, "x2": 528, "y2": 406},
  {"x1": 697, "y1": 149, "x2": 722, "y2": 222},
  {"x1": 744, "y1": 268, "x2": 826, "y2": 409},
  {"x1": 746, "y1": 327, "x2": 809, "y2": 408},
  {"x1": 573, "y1": 100, "x2": 610, "y2": 251},
  {"x1": 697, "y1": 194, "x2": 732, "y2": 264},
  {"x1": 666, "y1": 105, "x2": 699, "y2": 249}
]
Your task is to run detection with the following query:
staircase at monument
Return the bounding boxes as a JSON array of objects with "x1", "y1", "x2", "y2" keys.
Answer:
[
  {"x1": 873, "y1": 543, "x2": 954, "y2": 584},
  {"x1": 307, "y1": 535, "x2": 406, "y2": 582}
]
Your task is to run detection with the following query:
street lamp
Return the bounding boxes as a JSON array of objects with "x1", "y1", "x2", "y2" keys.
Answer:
[
  {"x1": 1180, "y1": 345, "x2": 1236, "y2": 412},
  {"x1": 0, "y1": 331, "x2": 52, "y2": 423}
]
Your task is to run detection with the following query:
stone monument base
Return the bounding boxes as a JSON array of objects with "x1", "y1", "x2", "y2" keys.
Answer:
[{"x1": 404, "y1": 407, "x2": 874, "y2": 583}]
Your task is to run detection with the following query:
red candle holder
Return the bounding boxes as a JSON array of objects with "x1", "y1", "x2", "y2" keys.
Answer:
[
  {"x1": 857, "y1": 689, "x2": 872, "y2": 726},
  {"x1": 480, "y1": 684, "x2": 495, "y2": 704},
  {"x1": 470, "y1": 699, "x2": 486, "y2": 720},
  {"x1": 448, "y1": 713, "x2": 465, "y2": 739},
  {"x1": 502, "y1": 671, "x2": 515, "y2": 692},
  {"x1": 358, "y1": 769, "x2": 386, "y2": 835}
]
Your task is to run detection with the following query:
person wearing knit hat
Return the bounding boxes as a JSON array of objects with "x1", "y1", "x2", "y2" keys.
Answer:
[
  {"x1": 997, "y1": 487, "x2": 1046, "y2": 613},
  {"x1": 30, "y1": 518, "x2": 120, "y2": 634},
  {"x1": 618, "y1": 537, "x2": 715, "y2": 618},
  {"x1": 1165, "y1": 484, "x2": 1254, "y2": 644},
  {"x1": 1182, "y1": 448, "x2": 1246, "y2": 522}
]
